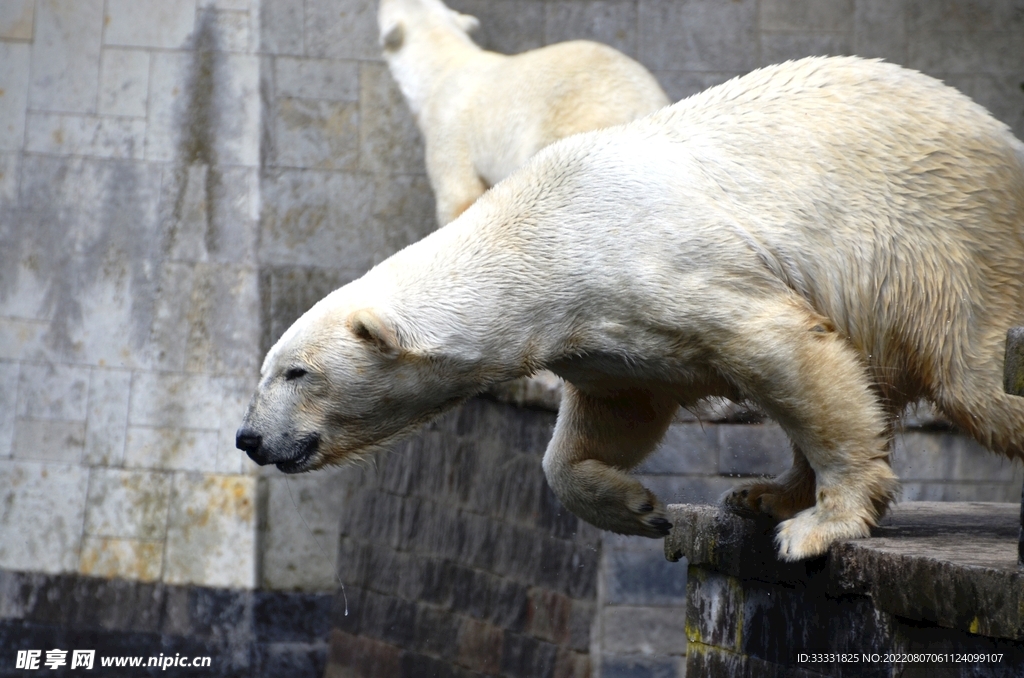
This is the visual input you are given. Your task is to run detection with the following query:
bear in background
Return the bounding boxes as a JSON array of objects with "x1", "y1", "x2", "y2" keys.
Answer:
[
  {"x1": 238, "y1": 57, "x2": 1024, "y2": 561},
  {"x1": 378, "y1": 0, "x2": 669, "y2": 226}
]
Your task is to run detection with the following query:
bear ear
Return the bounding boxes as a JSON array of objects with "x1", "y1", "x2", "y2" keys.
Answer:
[
  {"x1": 349, "y1": 308, "x2": 403, "y2": 358},
  {"x1": 452, "y1": 11, "x2": 479, "y2": 34},
  {"x1": 380, "y1": 21, "x2": 404, "y2": 51}
]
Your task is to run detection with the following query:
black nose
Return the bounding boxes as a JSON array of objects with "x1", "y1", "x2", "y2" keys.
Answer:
[{"x1": 236, "y1": 429, "x2": 265, "y2": 463}]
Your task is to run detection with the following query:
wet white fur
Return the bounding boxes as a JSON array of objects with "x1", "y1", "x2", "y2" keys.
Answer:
[{"x1": 246, "y1": 57, "x2": 1024, "y2": 561}]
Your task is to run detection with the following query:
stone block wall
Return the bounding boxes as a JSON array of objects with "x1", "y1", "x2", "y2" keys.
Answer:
[
  {"x1": 1, "y1": 1, "x2": 1023, "y2": 677},
  {"x1": 0, "y1": 0, "x2": 262, "y2": 590},
  {"x1": 324, "y1": 398, "x2": 599, "y2": 678},
  {"x1": 0, "y1": 569, "x2": 334, "y2": 677},
  {"x1": 666, "y1": 503, "x2": 1024, "y2": 677}
]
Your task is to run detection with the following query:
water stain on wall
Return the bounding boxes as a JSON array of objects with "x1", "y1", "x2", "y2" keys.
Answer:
[
  {"x1": 2, "y1": 156, "x2": 162, "y2": 361},
  {"x1": 167, "y1": 10, "x2": 222, "y2": 262}
]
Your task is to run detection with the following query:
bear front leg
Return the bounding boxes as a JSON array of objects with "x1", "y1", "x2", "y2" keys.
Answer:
[
  {"x1": 719, "y1": 298, "x2": 899, "y2": 561},
  {"x1": 542, "y1": 383, "x2": 678, "y2": 538}
]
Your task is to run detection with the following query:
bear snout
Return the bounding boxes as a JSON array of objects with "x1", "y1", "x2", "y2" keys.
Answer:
[{"x1": 235, "y1": 428, "x2": 267, "y2": 464}]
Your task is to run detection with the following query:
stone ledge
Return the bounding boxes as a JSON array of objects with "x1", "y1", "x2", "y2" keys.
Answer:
[{"x1": 665, "y1": 502, "x2": 1024, "y2": 641}]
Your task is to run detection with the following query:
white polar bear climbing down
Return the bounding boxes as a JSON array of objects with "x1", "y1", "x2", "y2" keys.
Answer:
[
  {"x1": 377, "y1": 0, "x2": 669, "y2": 226},
  {"x1": 238, "y1": 57, "x2": 1024, "y2": 561}
]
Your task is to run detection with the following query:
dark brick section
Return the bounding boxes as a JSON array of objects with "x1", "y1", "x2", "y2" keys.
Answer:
[
  {"x1": 668, "y1": 503, "x2": 1024, "y2": 677},
  {"x1": 326, "y1": 398, "x2": 599, "y2": 678},
  {"x1": 601, "y1": 655, "x2": 679, "y2": 678},
  {"x1": 0, "y1": 569, "x2": 332, "y2": 678}
]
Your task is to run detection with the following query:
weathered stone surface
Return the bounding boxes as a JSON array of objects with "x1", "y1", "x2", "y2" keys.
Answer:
[
  {"x1": 718, "y1": 423, "x2": 791, "y2": 476},
  {"x1": 0, "y1": 570, "x2": 339, "y2": 675},
  {"x1": 163, "y1": 473, "x2": 257, "y2": 588},
  {"x1": 637, "y1": 0, "x2": 758, "y2": 72},
  {"x1": 973, "y1": 73, "x2": 1024, "y2": 141},
  {"x1": 0, "y1": 362, "x2": 16, "y2": 458},
  {"x1": 901, "y1": 481, "x2": 1023, "y2": 503},
  {"x1": 103, "y1": 0, "x2": 196, "y2": 49},
  {"x1": 600, "y1": 605, "x2": 687, "y2": 655},
  {"x1": 273, "y1": 98, "x2": 359, "y2": 170},
  {"x1": 544, "y1": 0, "x2": 638, "y2": 57},
  {"x1": 304, "y1": 0, "x2": 380, "y2": 60},
  {"x1": 11, "y1": 155, "x2": 164, "y2": 367},
  {"x1": 601, "y1": 655, "x2": 682, "y2": 678},
  {"x1": 146, "y1": 49, "x2": 260, "y2": 166},
  {"x1": 83, "y1": 368, "x2": 132, "y2": 466},
  {"x1": 84, "y1": 468, "x2": 172, "y2": 540},
  {"x1": 853, "y1": 0, "x2": 907, "y2": 62},
  {"x1": 637, "y1": 422, "x2": 719, "y2": 476},
  {"x1": 275, "y1": 57, "x2": 360, "y2": 101},
  {"x1": 0, "y1": 0, "x2": 34, "y2": 40},
  {"x1": 0, "y1": 43, "x2": 30, "y2": 151},
  {"x1": 0, "y1": 153, "x2": 19, "y2": 208},
  {"x1": 638, "y1": 473, "x2": 738, "y2": 507},
  {"x1": 16, "y1": 362, "x2": 89, "y2": 421},
  {"x1": 760, "y1": 0, "x2": 854, "y2": 31},
  {"x1": 907, "y1": 31, "x2": 1024, "y2": 75},
  {"x1": 326, "y1": 629, "x2": 402, "y2": 678},
  {"x1": 602, "y1": 544, "x2": 687, "y2": 606},
  {"x1": 12, "y1": 418, "x2": 85, "y2": 463},
  {"x1": 199, "y1": 7, "x2": 254, "y2": 53},
  {"x1": 261, "y1": 467, "x2": 353, "y2": 591},
  {"x1": 894, "y1": 431, "x2": 1022, "y2": 482},
  {"x1": 259, "y1": 0, "x2": 303, "y2": 55},
  {"x1": 128, "y1": 371, "x2": 226, "y2": 430},
  {"x1": 448, "y1": 0, "x2": 546, "y2": 54},
  {"x1": 26, "y1": 112, "x2": 147, "y2": 159},
  {"x1": 0, "y1": 461, "x2": 88, "y2": 573},
  {"x1": 98, "y1": 48, "x2": 151, "y2": 117},
  {"x1": 78, "y1": 537, "x2": 163, "y2": 582},
  {"x1": 258, "y1": 169, "x2": 376, "y2": 268},
  {"x1": 667, "y1": 502, "x2": 1024, "y2": 641},
  {"x1": 1005, "y1": 327, "x2": 1024, "y2": 397},
  {"x1": 159, "y1": 164, "x2": 260, "y2": 266},
  {"x1": 29, "y1": 0, "x2": 103, "y2": 114},
  {"x1": 906, "y1": 0, "x2": 1024, "y2": 34}
]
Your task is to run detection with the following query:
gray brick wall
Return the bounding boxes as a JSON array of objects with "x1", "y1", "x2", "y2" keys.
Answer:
[{"x1": 1, "y1": 1, "x2": 1023, "y2": 676}]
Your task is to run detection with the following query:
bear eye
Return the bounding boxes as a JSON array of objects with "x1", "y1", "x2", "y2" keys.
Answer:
[{"x1": 284, "y1": 367, "x2": 308, "y2": 381}]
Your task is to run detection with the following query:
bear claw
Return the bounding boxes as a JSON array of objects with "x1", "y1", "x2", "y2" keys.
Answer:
[{"x1": 648, "y1": 517, "x2": 672, "y2": 535}]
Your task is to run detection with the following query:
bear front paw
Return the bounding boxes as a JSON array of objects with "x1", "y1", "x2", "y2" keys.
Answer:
[{"x1": 721, "y1": 479, "x2": 812, "y2": 522}]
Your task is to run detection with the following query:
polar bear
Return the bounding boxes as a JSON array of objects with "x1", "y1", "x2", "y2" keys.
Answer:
[
  {"x1": 378, "y1": 0, "x2": 669, "y2": 226},
  {"x1": 238, "y1": 57, "x2": 1024, "y2": 561}
]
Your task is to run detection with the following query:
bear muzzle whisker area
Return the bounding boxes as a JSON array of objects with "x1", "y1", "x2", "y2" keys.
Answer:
[{"x1": 274, "y1": 433, "x2": 321, "y2": 474}]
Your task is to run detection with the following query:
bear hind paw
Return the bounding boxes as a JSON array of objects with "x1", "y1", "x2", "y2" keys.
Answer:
[{"x1": 774, "y1": 506, "x2": 871, "y2": 561}]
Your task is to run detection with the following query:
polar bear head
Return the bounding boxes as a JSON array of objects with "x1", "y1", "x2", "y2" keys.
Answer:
[
  {"x1": 378, "y1": 0, "x2": 480, "y2": 53},
  {"x1": 236, "y1": 296, "x2": 471, "y2": 474}
]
